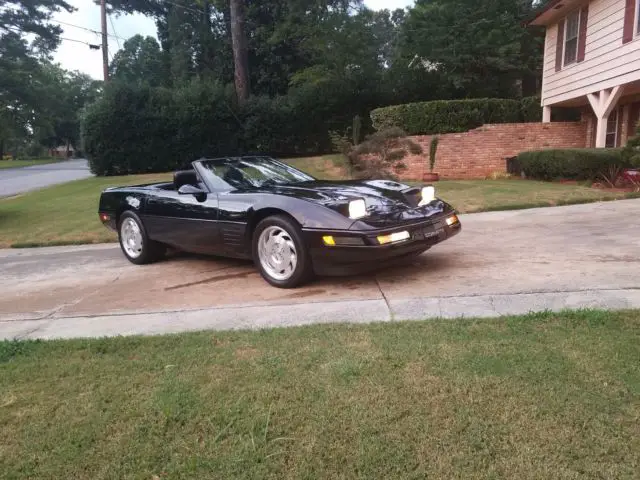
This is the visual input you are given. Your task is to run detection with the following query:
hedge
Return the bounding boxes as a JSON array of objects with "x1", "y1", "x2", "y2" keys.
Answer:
[
  {"x1": 370, "y1": 96, "x2": 544, "y2": 135},
  {"x1": 513, "y1": 149, "x2": 628, "y2": 181},
  {"x1": 82, "y1": 80, "x2": 355, "y2": 176}
]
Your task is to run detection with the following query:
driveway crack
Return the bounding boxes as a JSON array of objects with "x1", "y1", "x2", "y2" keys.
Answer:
[{"x1": 374, "y1": 275, "x2": 394, "y2": 321}]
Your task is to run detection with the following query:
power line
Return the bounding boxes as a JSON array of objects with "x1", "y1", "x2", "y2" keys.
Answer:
[
  {"x1": 61, "y1": 37, "x2": 101, "y2": 49},
  {"x1": 1, "y1": 25, "x2": 101, "y2": 49},
  {"x1": 108, "y1": 14, "x2": 122, "y2": 50},
  {"x1": 52, "y1": 18, "x2": 127, "y2": 42},
  {"x1": 162, "y1": 0, "x2": 206, "y2": 17}
]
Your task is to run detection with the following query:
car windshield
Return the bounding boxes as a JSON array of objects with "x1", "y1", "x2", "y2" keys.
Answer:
[{"x1": 199, "y1": 156, "x2": 315, "y2": 189}]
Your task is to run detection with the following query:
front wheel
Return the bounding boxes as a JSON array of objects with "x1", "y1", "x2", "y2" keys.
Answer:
[
  {"x1": 118, "y1": 211, "x2": 165, "y2": 265},
  {"x1": 252, "y1": 215, "x2": 313, "y2": 288}
]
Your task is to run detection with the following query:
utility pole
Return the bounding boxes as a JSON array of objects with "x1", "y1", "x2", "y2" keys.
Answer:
[{"x1": 100, "y1": 0, "x2": 109, "y2": 82}]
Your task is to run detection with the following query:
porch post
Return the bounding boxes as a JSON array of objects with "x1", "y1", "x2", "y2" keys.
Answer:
[
  {"x1": 587, "y1": 86, "x2": 623, "y2": 148},
  {"x1": 542, "y1": 106, "x2": 551, "y2": 123}
]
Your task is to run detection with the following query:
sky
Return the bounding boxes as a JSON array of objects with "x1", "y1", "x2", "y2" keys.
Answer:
[{"x1": 51, "y1": 0, "x2": 415, "y2": 80}]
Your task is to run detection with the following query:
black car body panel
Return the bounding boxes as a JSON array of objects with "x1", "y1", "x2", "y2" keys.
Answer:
[{"x1": 99, "y1": 156, "x2": 461, "y2": 274}]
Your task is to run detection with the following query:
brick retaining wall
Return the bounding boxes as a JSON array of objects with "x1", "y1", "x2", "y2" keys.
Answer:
[{"x1": 399, "y1": 122, "x2": 588, "y2": 180}]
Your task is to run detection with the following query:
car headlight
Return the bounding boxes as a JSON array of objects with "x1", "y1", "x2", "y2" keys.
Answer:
[
  {"x1": 419, "y1": 186, "x2": 435, "y2": 206},
  {"x1": 348, "y1": 198, "x2": 367, "y2": 219}
]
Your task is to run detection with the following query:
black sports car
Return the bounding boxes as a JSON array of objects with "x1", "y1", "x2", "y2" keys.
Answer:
[{"x1": 98, "y1": 156, "x2": 461, "y2": 288}]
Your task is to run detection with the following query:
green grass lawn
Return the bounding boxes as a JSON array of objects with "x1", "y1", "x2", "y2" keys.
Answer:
[
  {"x1": 0, "y1": 173, "x2": 171, "y2": 248},
  {"x1": 0, "y1": 155, "x2": 638, "y2": 248},
  {"x1": 1, "y1": 309, "x2": 639, "y2": 479},
  {"x1": 0, "y1": 157, "x2": 64, "y2": 169}
]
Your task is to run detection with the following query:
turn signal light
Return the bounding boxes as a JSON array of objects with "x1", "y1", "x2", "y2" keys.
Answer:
[
  {"x1": 99, "y1": 213, "x2": 110, "y2": 222},
  {"x1": 322, "y1": 235, "x2": 336, "y2": 246},
  {"x1": 446, "y1": 214, "x2": 459, "y2": 226},
  {"x1": 377, "y1": 230, "x2": 410, "y2": 245}
]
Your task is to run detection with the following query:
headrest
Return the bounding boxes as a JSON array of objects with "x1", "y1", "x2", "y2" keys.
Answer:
[{"x1": 174, "y1": 170, "x2": 198, "y2": 189}]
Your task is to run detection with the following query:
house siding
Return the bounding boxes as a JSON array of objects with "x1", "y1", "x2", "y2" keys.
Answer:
[{"x1": 541, "y1": 0, "x2": 640, "y2": 106}]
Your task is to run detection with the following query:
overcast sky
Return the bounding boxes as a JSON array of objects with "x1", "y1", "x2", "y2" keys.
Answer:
[{"x1": 51, "y1": 0, "x2": 415, "y2": 80}]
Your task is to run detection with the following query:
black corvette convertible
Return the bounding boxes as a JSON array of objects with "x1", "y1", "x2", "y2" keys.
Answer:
[{"x1": 98, "y1": 156, "x2": 461, "y2": 288}]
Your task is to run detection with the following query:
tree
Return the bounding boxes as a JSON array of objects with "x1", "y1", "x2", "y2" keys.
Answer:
[
  {"x1": 0, "y1": 0, "x2": 75, "y2": 157},
  {"x1": 399, "y1": 0, "x2": 546, "y2": 99},
  {"x1": 110, "y1": 35, "x2": 169, "y2": 87},
  {"x1": 36, "y1": 66, "x2": 102, "y2": 155},
  {"x1": 230, "y1": 0, "x2": 249, "y2": 103}
]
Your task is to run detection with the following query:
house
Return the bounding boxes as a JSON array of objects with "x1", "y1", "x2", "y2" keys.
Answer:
[
  {"x1": 49, "y1": 145, "x2": 75, "y2": 158},
  {"x1": 530, "y1": 0, "x2": 640, "y2": 147}
]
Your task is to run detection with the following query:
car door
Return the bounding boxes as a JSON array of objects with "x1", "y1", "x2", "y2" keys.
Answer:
[{"x1": 143, "y1": 188, "x2": 222, "y2": 255}]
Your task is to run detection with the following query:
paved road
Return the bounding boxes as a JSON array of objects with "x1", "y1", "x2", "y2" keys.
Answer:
[
  {"x1": 0, "y1": 159, "x2": 93, "y2": 198},
  {"x1": 1, "y1": 199, "x2": 640, "y2": 340}
]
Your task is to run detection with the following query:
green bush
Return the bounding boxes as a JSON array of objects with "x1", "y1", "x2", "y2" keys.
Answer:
[
  {"x1": 520, "y1": 96, "x2": 543, "y2": 122},
  {"x1": 622, "y1": 120, "x2": 640, "y2": 167},
  {"x1": 82, "y1": 80, "x2": 353, "y2": 176},
  {"x1": 370, "y1": 98, "x2": 523, "y2": 135},
  {"x1": 515, "y1": 149, "x2": 628, "y2": 181}
]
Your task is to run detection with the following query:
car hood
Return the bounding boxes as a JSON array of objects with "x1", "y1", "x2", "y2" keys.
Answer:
[{"x1": 257, "y1": 179, "x2": 452, "y2": 229}]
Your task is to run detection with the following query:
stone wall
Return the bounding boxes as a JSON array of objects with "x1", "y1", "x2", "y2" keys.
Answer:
[{"x1": 398, "y1": 121, "x2": 588, "y2": 179}]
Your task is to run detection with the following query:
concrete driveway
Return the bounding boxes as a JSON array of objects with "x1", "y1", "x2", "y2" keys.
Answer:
[
  {"x1": 0, "y1": 159, "x2": 93, "y2": 198},
  {"x1": 1, "y1": 199, "x2": 640, "y2": 340}
]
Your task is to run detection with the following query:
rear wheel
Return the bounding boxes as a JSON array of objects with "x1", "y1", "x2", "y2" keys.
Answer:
[
  {"x1": 252, "y1": 215, "x2": 312, "y2": 288},
  {"x1": 118, "y1": 211, "x2": 165, "y2": 265}
]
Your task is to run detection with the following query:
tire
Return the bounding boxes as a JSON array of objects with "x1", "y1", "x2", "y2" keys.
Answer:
[
  {"x1": 117, "y1": 210, "x2": 166, "y2": 265},
  {"x1": 252, "y1": 214, "x2": 313, "y2": 288}
]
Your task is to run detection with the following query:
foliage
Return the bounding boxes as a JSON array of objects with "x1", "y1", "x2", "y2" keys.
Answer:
[
  {"x1": 429, "y1": 135, "x2": 439, "y2": 172},
  {"x1": 399, "y1": 0, "x2": 546, "y2": 98},
  {"x1": 621, "y1": 120, "x2": 640, "y2": 167},
  {"x1": 6, "y1": 0, "x2": 556, "y2": 167},
  {"x1": 370, "y1": 98, "x2": 523, "y2": 135},
  {"x1": 82, "y1": 80, "x2": 361, "y2": 175},
  {"x1": 96, "y1": 0, "x2": 551, "y2": 166},
  {"x1": 346, "y1": 127, "x2": 422, "y2": 179},
  {"x1": 599, "y1": 164, "x2": 624, "y2": 188},
  {"x1": 109, "y1": 35, "x2": 169, "y2": 87},
  {"x1": 0, "y1": 0, "x2": 76, "y2": 157},
  {"x1": 515, "y1": 149, "x2": 628, "y2": 181},
  {"x1": 520, "y1": 95, "x2": 543, "y2": 122}
]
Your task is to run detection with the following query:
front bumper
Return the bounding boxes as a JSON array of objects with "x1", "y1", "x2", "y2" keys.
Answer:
[{"x1": 303, "y1": 213, "x2": 461, "y2": 275}]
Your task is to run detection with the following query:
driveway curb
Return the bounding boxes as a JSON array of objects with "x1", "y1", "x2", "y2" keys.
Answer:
[{"x1": 3, "y1": 288, "x2": 639, "y2": 340}]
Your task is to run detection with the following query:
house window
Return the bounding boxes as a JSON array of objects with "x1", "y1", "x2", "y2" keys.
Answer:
[
  {"x1": 637, "y1": 0, "x2": 640, "y2": 35},
  {"x1": 564, "y1": 10, "x2": 580, "y2": 66},
  {"x1": 606, "y1": 108, "x2": 619, "y2": 148}
]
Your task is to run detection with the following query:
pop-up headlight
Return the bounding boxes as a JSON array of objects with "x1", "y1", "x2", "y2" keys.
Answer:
[
  {"x1": 348, "y1": 198, "x2": 367, "y2": 219},
  {"x1": 419, "y1": 186, "x2": 435, "y2": 206}
]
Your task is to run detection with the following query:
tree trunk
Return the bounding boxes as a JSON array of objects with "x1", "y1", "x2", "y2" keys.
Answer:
[
  {"x1": 0, "y1": 139, "x2": 4, "y2": 160},
  {"x1": 521, "y1": 72, "x2": 539, "y2": 98},
  {"x1": 230, "y1": 0, "x2": 250, "y2": 105}
]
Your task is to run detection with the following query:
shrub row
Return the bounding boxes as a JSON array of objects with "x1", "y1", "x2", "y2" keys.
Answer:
[
  {"x1": 370, "y1": 96, "x2": 543, "y2": 135},
  {"x1": 82, "y1": 80, "x2": 358, "y2": 176},
  {"x1": 513, "y1": 149, "x2": 628, "y2": 181}
]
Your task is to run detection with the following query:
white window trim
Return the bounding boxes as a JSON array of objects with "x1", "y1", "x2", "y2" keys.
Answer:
[
  {"x1": 606, "y1": 107, "x2": 620, "y2": 148},
  {"x1": 563, "y1": 9, "x2": 581, "y2": 67}
]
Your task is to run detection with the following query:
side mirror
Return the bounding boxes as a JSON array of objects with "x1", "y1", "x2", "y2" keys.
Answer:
[
  {"x1": 178, "y1": 184, "x2": 205, "y2": 195},
  {"x1": 178, "y1": 184, "x2": 207, "y2": 202}
]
